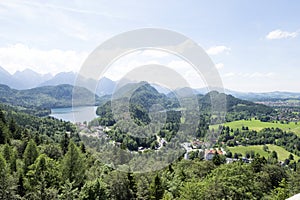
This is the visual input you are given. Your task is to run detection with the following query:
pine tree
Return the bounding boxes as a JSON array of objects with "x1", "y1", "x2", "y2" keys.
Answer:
[
  {"x1": 0, "y1": 152, "x2": 17, "y2": 199},
  {"x1": 251, "y1": 154, "x2": 267, "y2": 173},
  {"x1": 2, "y1": 144, "x2": 17, "y2": 172},
  {"x1": 61, "y1": 132, "x2": 69, "y2": 155},
  {"x1": 79, "y1": 142, "x2": 86, "y2": 154},
  {"x1": 17, "y1": 173, "x2": 26, "y2": 197},
  {"x1": 23, "y1": 139, "x2": 39, "y2": 172},
  {"x1": 127, "y1": 172, "x2": 137, "y2": 199},
  {"x1": 2, "y1": 143, "x2": 11, "y2": 162},
  {"x1": 26, "y1": 154, "x2": 60, "y2": 200},
  {"x1": 0, "y1": 110, "x2": 6, "y2": 124},
  {"x1": 136, "y1": 176, "x2": 150, "y2": 200},
  {"x1": 61, "y1": 140, "x2": 85, "y2": 188},
  {"x1": 8, "y1": 118, "x2": 17, "y2": 138},
  {"x1": 59, "y1": 180, "x2": 78, "y2": 200},
  {"x1": 108, "y1": 171, "x2": 134, "y2": 200},
  {"x1": 149, "y1": 174, "x2": 164, "y2": 200},
  {"x1": 0, "y1": 153, "x2": 8, "y2": 198},
  {"x1": 79, "y1": 178, "x2": 108, "y2": 200},
  {"x1": 10, "y1": 149, "x2": 17, "y2": 172},
  {"x1": 0, "y1": 121, "x2": 10, "y2": 144}
]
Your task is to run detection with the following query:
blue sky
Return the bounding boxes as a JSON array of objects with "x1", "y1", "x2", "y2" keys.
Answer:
[{"x1": 0, "y1": 0, "x2": 299, "y2": 92}]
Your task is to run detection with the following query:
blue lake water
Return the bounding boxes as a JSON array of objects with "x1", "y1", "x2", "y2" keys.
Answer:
[{"x1": 50, "y1": 106, "x2": 98, "y2": 123}]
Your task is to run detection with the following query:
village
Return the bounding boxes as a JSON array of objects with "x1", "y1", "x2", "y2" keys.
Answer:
[{"x1": 76, "y1": 122, "x2": 253, "y2": 164}]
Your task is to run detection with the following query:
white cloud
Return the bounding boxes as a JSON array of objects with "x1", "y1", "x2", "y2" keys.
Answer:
[
  {"x1": 247, "y1": 72, "x2": 275, "y2": 78},
  {"x1": 167, "y1": 60, "x2": 190, "y2": 71},
  {"x1": 206, "y1": 45, "x2": 231, "y2": 55},
  {"x1": 0, "y1": 1, "x2": 109, "y2": 42},
  {"x1": 223, "y1": 72, "x2": 235, "y2": 77},
  {"x1": 215, "y1": 63, "x2": 224, "y2": 70},
  {"x1": 223, "y1": 71, "x2": 275, "y2": 78},
  {"x1": 105, "y1": 52, "x2": 207, "y2": 88},
  {"x1": 0, "y1": 43, "x2": 88, "y2": 74},
  {"x1": 183, "y1": 69, "x2": 206, "y2": 88},
  {"x1": 266, "y1": 29, "x2": 298, "y2": 40}
]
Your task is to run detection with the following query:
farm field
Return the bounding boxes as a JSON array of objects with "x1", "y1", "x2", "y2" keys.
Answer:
[
  {"x1": 228, "y1": 144, "x2": 299, "y2": 161},
  {"x1": 211, "y1": 119, "x2": 300, "y2": 136}
]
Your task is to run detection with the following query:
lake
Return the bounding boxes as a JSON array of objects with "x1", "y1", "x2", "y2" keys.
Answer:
[{"x1": 50, "y1": 106, "x2": 98, "y2": 123}]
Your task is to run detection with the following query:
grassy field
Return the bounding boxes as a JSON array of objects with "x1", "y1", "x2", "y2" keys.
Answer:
[
  {"x1": 211, "y1": 119, "x2": 300, "y2": 136},
  {"x1": 228, "y1": 144, "x2": 299, "y2": 161}
]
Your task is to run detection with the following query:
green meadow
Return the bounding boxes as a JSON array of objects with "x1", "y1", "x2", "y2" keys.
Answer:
[
  {"x1": 228, "y1": 144, "x2": 299, "y2": 161},
  {"x1": 211, "y1": 119, "x2": 300, "y2": 136}
]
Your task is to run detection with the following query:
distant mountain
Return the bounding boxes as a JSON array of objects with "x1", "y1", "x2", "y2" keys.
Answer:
[
  {"x1": 1, "y1": 66, "x2": 299, "y2": 100},
  {"x1": 0, "y1": 84, "x2": 101, "y2": 109},
  {"x1": 151, "y1": 83, "x2": 172, "y2": 94},
  {"x1": 96, "y1": 77, "x2": 116, "y2": 96},
  {"x1": 0, "y1": 67, "x2": 117, "y2": 96},
  {"x1": 0, "y1": 66, "x2": 52, "y2": 90},
  {"x1": 39, "y1": 71, "x2": 77, "y2": 87},
  {"x1": 39, "y1": 72, "x2": 117, "y2": 96},
  {"x1": 0, "y1": 66, "x2": 17, "y2": 88},
  {"x1": 13, "y1": 69, "x2": 52, "y2": 89},
  {"x1": 0, "y1": 66, "x2": 10, "y2": 77}
]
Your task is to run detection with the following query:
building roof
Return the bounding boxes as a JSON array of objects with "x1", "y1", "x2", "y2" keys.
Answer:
[{"x1": 205, "y1": 149, "x2": 223, "y2": 155}]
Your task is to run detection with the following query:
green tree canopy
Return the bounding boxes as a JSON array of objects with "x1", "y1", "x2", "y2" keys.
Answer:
[
  {"x1": 61, "y1": 140, "x2": 86, "y2": 188},
  {"x1": 23, "y1": 139, "x2": 39, "y2": 172}
]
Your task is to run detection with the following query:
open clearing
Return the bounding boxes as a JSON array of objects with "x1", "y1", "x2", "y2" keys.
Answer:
[
  {"x1": 211, "y1": 119, "x2": 300, "y2": 136},
  {"x1": 228, "y1": 144, "x2": 299, "y2": 161}
]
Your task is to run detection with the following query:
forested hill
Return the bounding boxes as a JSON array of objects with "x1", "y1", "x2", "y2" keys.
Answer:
[
  {"x1": 0, "y1": 81, "x2": 276, "y2": 121},
  {"x1": 200, "y1": 91, "x2": 275, "y2": 121},
  {"x1": 0, "y1": 84, "x2": 101, "y2": 110},
  {"x1": 96, "y1": 83, "x2": 276, "y2": 127},
  {"x1": 96, "y1": 83, "x2": 180, "y2": 126},
  {"x1": 110, "y1": 82, "x2": 274, "y2": 114}
]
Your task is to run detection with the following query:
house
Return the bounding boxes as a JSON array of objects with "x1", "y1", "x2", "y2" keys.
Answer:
[
  {"x1": 204, "y1": 149, "x2": 224, "y2": 160},
  {"x1": 192, "y1": 140, "x2": 203, "y2": 149}
]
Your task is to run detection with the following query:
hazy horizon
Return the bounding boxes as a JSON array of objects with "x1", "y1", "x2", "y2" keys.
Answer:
[{"x1": 1, "y1": 65, "x2": 300, "y2": 94}]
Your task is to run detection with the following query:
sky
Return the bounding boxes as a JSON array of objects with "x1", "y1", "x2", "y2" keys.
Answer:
[{"x1": 0, "y1": 0, "x2": 299, "y2": 92}]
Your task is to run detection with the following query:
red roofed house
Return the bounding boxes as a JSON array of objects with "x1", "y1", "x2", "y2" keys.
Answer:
[{"x1": 205, "y1": 149, "x2": 223, "y2": 160}]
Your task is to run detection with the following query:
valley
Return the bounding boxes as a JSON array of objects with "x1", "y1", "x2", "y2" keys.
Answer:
[
  {"x1": 0, "y1": 80, "x2": 300, "y2": 199},
  {"x1": 1, "y1": 1, "x2": 300, "y2": 199}
]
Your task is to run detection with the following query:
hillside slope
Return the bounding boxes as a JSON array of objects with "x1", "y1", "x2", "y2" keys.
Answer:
[{"x1": 0, "y1": 84, "x2": 100, "y2": 109}]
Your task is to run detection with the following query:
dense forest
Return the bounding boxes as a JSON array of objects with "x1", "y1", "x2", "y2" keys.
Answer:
[
  {"x1": 1, "y1": 104, "x2": 300, "y2": 199},
  {"x1": 1, "y1": 82, "x2": 300, "y2": 199},
  {"x1": 94, "y1": 83, "x2": 278, "y2": 152}
]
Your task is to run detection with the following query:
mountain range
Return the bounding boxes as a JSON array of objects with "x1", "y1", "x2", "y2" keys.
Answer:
[
  {"x1": 1, "y1": 66, "x2": 299, "y2": 101},
  {"x1": 0, "y1": 67, "x2": 52, "y2": 89},
  {"x1": 0, "y1": 66, "x2": 116, "y2": 96}
]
